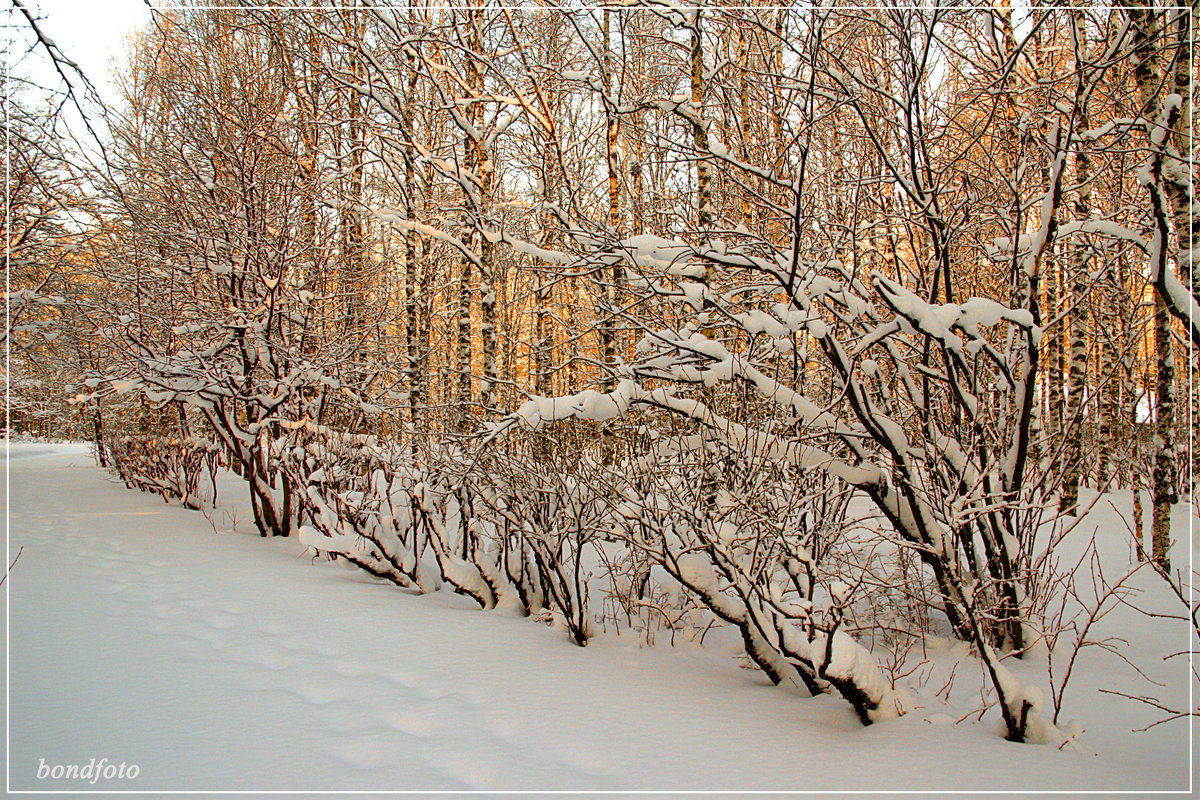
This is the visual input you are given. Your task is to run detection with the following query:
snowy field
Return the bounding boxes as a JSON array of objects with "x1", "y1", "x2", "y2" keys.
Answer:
[{"x1": 3, "y1": 442, "x2": 1195, "y2": 796}]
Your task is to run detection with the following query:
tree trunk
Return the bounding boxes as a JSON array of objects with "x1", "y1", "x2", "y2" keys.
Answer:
[
  {"x1": 402, "y1": 35, "x2": 421, "y2": 452},
  {"x1": 599, "y1": 9, "x2": 622, "y2": 396},
  {"x1": 692, "y1": 9, "x2": 712, "y2": 246},
  {"x1": 1061, "y1": 7, "x2": 1091, "y2": 515},
  {"x1": 1152, "y1": 290, "x2": 1175, "y2": 569}
]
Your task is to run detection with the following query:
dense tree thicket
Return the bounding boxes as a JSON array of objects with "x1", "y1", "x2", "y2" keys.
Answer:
[{"x1": 9, "y1": 2, "x2": 1196, "y2": 743}]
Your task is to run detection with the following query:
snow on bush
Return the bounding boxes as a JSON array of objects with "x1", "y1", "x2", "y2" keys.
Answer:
[{"x1": 108, "y1": 435, "x2": 220, "y2": 511}]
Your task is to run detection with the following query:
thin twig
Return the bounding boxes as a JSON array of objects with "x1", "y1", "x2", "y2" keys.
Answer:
[{"x1": 0, "y1": 546, "x2": 25, "y2": 587}]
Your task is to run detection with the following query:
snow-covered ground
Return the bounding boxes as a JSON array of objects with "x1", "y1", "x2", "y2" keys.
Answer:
[{"x1": 3, "y1": 443, "x2": 1195, "y2": 796}]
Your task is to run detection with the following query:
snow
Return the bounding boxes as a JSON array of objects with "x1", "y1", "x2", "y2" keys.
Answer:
[
  {"x1": 512, "y1": 381, "x2": 636, "y2": 430},
  {"x1": 3, "y1": 443, "x2": 1195, "y2": 793}
]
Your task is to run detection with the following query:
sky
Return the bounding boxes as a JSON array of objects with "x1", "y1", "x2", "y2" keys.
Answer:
[
  {"x1": 14, "y1": 0, "x2": 152, "y2": 108},
  {"x1": 8, "y1": 0, "x2": 152, "y2": 165}
]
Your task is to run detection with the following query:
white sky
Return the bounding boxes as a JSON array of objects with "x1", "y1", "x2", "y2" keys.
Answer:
[{"x1": 16, "y1": 0, "x2": 152, "y2": 107}]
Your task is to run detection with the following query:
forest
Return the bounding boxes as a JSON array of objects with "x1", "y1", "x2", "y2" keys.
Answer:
[{"x1": 6, "y1": 0, "x2": 1197, "y2": 751}]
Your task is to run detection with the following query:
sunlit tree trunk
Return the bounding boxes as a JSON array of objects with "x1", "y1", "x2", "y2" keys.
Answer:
[
  {"x1": 599, "y1": 8, "x2": 622, "y2": 395},
  {"x1": 692, "y1": 9, "x2": 712, "y2": 246},
  {"x1": 1128, "y1": 1, "x2": 1176, "y2": 568},
  {"x1": 1061, "y1": 7, "x2": 1090, "y2": 515},
  {"x1": 402, "y1": 32, "x2": 422, "y2": 450}
]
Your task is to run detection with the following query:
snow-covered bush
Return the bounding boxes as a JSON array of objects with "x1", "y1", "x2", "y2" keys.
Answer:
[
  {"x1": 468, "y1": 443, "x2": 615, "y2": 645},
  {"x1": 108, "y1": 435, "x2": 220, "y2": 511},
  {"x1": 287, "y1": 428, "x2": 584, "y2": 635},
  {"x1": 281, "y1": 428, "x2": 439, "y2": 593},
  {"x1": 286, "y1": 421, "x2": 914, "y2": 723},
  {"x1": 597, "y1": 425, "x2": 906, "y2": 722}
]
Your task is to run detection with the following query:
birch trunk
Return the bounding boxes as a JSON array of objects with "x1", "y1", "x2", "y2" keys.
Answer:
[{"x1": 1061, "y1": 7, "x2": 1091, "y2": 514}]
